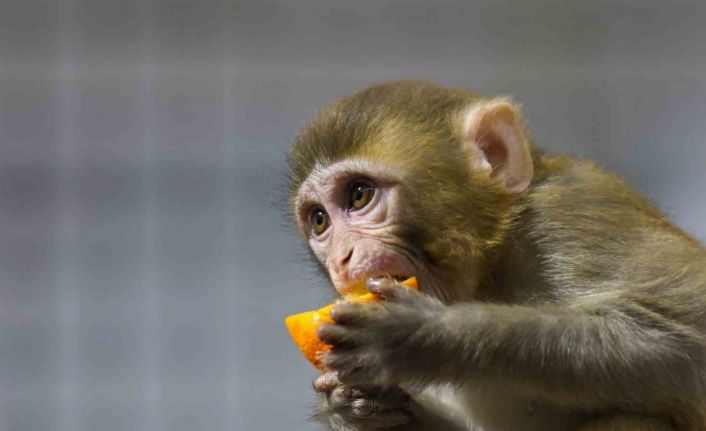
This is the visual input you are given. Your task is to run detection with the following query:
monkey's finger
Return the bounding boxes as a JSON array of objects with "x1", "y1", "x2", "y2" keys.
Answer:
[
  {"x1": 329, "y1": 302, "x2": 371, "y2": 324},
  {"x1": 368, "y1": 278, "x2": 418, "y2": 303},
  {"x1": 350, "y1": 385, "x2": 382, "y2": 398},
  {"x1": 337, "y1": 365, "x2": 386, "y2": 387},
  {"x1": 317, "y1": 323, "x2": 358, "y2": 346},
  {"x1": 328, "y1": 353, "x2": 389, "y2": 386},
  {"x1": 360, "y1": 387, "x2": 411, "y2": 410},
  {"x1": 351, "y1": 398, "x2": 409, "y2": 417},
  {"x1": 366, "y1": 277, "x2": 398, "y2": 293},
  {"x1": 350, "y1": 398, "x2": 413, "y2": 424},
  {"x1": 328, "y1": 384, "x2": 354, "y2": 406},
  {"x1": 324, "y1": 348, "x2": 369, "y2": 373},
  {"x1": 313, "y1": 371, "x2": 341, "y2": 393}
]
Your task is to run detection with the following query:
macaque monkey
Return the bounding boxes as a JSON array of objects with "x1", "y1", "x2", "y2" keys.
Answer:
[{"x1": 287, "y1": 80, "x2": 706, "y2": 431}]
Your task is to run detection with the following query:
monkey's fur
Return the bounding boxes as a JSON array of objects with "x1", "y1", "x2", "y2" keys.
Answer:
[{"x1": 288, "y1": 80, "x2": 706, "y2": 430}]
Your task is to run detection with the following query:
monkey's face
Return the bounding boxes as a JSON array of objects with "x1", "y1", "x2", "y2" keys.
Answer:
[
  {"x1": 294, "y1": 158, "x2": 429, "y2": 298},
  {"x1": 290, "y1": 82, "x2": 536, "y2": 301}
]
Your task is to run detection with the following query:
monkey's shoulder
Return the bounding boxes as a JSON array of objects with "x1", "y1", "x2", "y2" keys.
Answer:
[
  {"x1": 523, "y1": 154, "x2": 685, "y2": 244},
  {"x1": 515, "y1": 153, "x2": 706, "y2": 296},
  {"x1": 530, "y1": 155, "x2": 658, "y2": 217}
]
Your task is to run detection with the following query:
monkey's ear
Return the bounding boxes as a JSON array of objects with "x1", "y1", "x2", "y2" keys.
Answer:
[{"x1": 462, "y1": 99, "x2": 533, "y2": 193}]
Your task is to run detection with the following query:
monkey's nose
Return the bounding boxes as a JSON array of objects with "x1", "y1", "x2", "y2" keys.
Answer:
[{"x1": 339, "y1": 247, "x2": 353, "y2": 268}]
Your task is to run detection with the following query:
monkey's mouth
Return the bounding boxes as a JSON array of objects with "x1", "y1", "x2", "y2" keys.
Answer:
[
  {"x1": 338, "y1": 255, "x2": 417, "y2": 297},
  {"x1": 366, "y1": 272, "x2": 414, "y2": 284},
  {"x1": 339, "y1": 273, "x2": 413, "y2": 298}
]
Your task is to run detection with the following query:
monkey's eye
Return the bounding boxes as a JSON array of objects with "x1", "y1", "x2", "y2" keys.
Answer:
[
  {"x1": 348, "y1": 181, "x2": 376, "y2": 211},
  {"x1": 309, "y1": 208, "x2": 330, "y2": 236}
]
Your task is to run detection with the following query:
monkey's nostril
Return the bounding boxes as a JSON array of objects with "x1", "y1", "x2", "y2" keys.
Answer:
[{"x1": 340, "y1": 248, "x2": 353, "y2": 267}]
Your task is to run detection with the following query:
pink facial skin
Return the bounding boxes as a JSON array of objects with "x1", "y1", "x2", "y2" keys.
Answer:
[{"x1": 295, "y1": 159, "x2": 421, "y2": 297}]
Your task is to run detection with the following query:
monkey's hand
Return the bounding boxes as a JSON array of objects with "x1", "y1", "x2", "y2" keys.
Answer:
[
  {"x1": 313, "y1": 371, "x2": 415, "y2": 430},
  {"x1": 318, "y1": 279, "x2": 445, "y2": 387}
]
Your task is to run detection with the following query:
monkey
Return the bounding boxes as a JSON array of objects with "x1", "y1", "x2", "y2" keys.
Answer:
[{"x1": 287, "y1": 80, "x2": 706, "y2": 431}]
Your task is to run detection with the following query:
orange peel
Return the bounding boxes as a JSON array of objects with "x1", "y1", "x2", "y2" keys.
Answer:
[{"x1": 284, "y1": 277, "x2": 418, "y2": 369}]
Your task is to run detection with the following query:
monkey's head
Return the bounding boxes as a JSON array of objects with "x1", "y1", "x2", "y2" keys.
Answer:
[{"x1": 289, "y1": 80, "x2": 534, "y2": 302}]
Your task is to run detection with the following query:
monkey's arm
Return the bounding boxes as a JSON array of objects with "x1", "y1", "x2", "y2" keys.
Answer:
[{"x1": 319, "y1": 281, "x2": 706, "y2": 407}]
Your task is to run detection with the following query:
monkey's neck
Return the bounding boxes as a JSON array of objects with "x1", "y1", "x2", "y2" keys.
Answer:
[
  {"x1": 476, "y1": 152, "x2": 555, "y2": 304},
  {"x1": 481, "y1": 222, "x2": 550, "y2": 304},
  {"x1": 476, "y1": 152, "x2": 568, "y2": 305}
]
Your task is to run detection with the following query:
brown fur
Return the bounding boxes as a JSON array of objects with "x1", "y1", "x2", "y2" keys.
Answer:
[{"x1": 289, "y1": 80, "x2": 706, "y2": 430}]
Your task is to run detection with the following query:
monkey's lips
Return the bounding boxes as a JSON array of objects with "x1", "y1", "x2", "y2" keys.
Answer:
[
  {"x1": 340, "y1": 275, "x2": 411, "y2": 297},
  {"x1": 337, "y1": 258, "x2": 416, "y2": 298}
]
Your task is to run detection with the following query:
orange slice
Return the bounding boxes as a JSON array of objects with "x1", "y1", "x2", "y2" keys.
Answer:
[{"x1": 284, "y1": 277, "x2": 418, "y2": 369}]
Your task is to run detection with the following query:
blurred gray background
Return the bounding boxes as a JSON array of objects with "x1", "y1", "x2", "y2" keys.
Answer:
[{"x1": 1, "y1": 1, "x2": 705, "y2": 430}]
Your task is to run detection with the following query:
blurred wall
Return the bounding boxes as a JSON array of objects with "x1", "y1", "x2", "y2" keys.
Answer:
[{"x1": 0, "y1": 1, "x2": 705, "y2": 430}]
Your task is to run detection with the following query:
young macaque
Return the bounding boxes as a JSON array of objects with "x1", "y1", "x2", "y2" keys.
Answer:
[{"x1": 288, "y1": 80, "x2": 706, "y2": 430}]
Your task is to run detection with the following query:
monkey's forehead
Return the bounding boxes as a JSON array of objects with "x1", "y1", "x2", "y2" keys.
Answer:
[{"x1": 288, "y1": 81, "x2": 477, "y2": 189}]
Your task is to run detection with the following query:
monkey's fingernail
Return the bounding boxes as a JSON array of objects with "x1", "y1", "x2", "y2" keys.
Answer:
[
  {"x1": 366, "y1": 278, "x2": 387, "y2": 291},
  {"x1": 317, "y1": 323, "x2": 333, "y2": 340}
]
